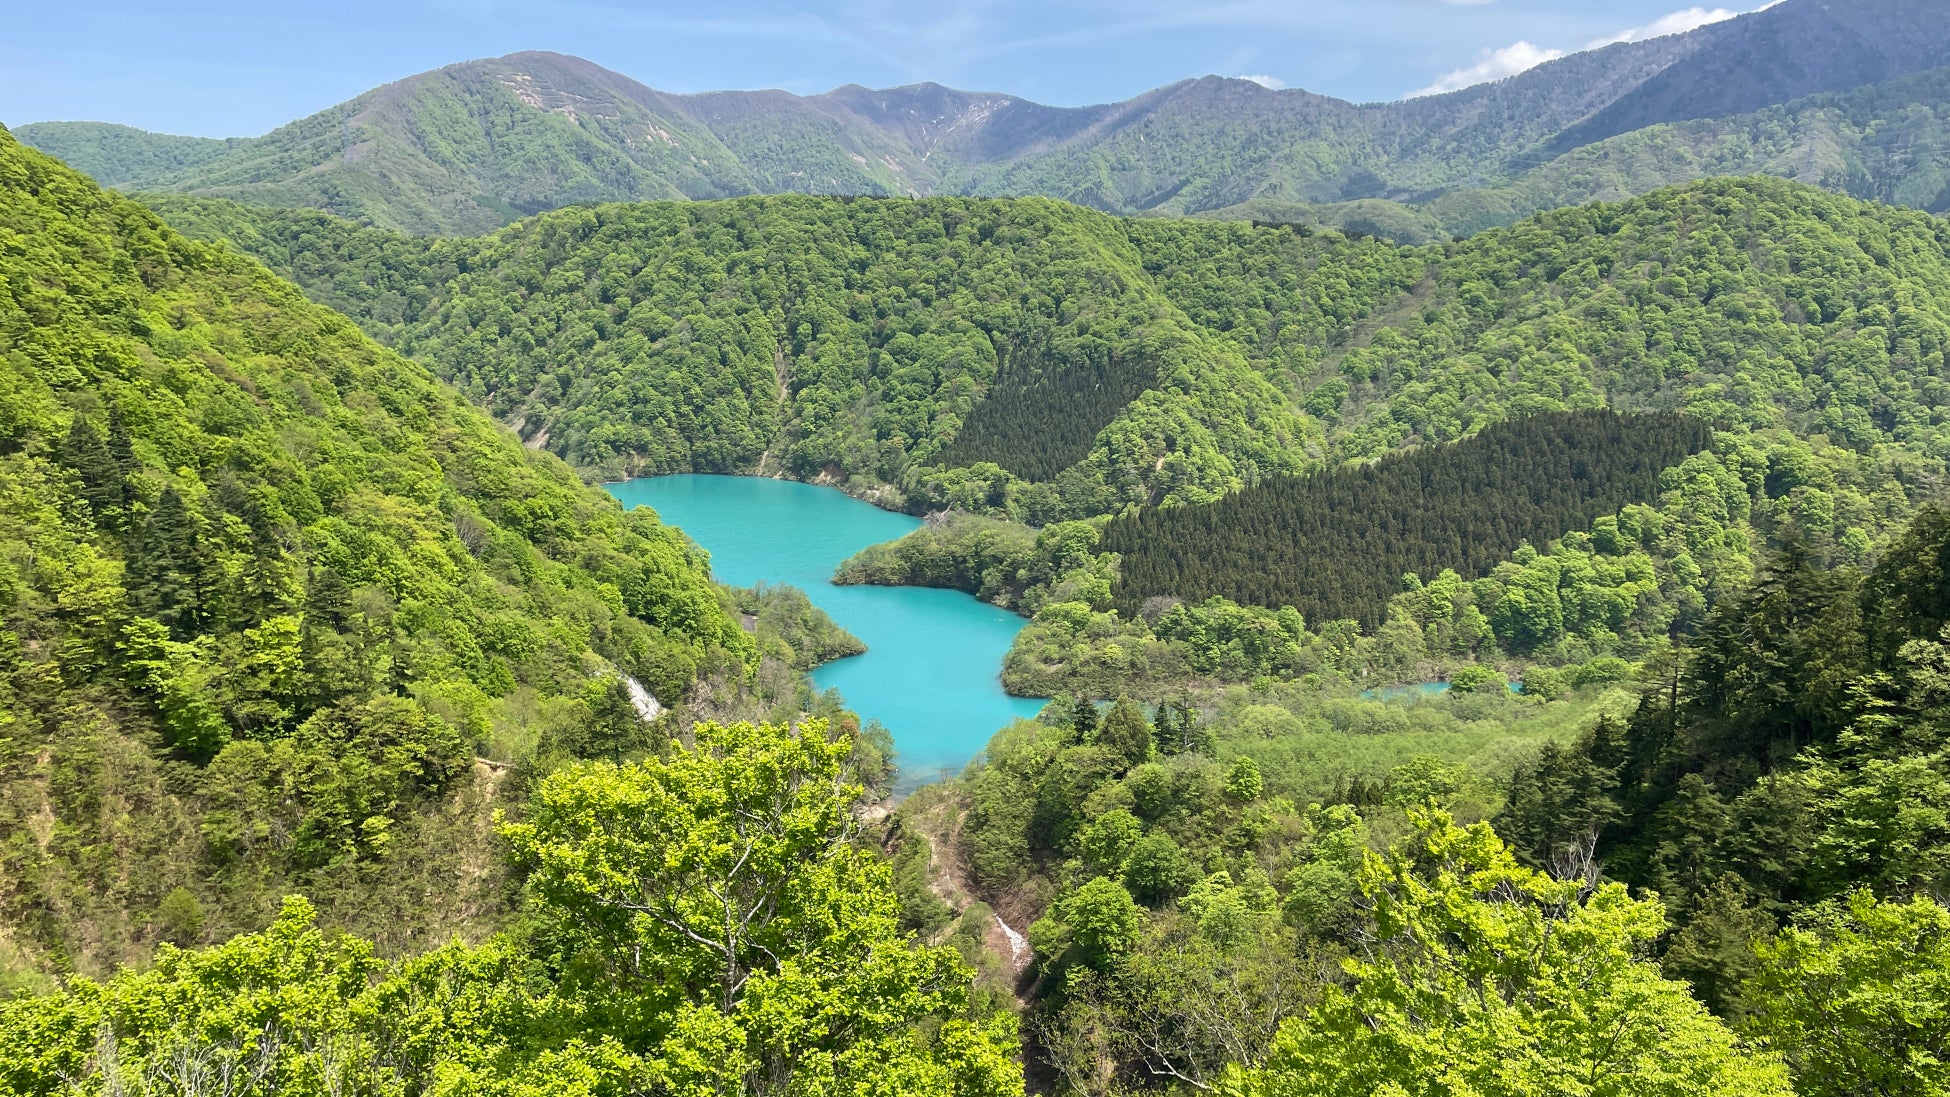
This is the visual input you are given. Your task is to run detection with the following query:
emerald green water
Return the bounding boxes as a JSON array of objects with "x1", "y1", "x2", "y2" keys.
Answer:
[{"x1": 606, "y1": 475, "x2": 1045, "y2": 787}]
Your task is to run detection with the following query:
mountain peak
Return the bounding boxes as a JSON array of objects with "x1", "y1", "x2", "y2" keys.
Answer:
[{"x1": 18, "y1": 0, "x2": 1948, "y2": 235}]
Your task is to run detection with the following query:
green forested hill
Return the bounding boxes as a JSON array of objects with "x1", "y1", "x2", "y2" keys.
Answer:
[
  {"x1": 143, "y1": 190, "x2": 1424, "y2": 513},
  {"x1": 18, "y1": 52, "x2": 928, "y2": 236},
  {"x1": 1140, "y1": 178, "x2": 1948, "y2": 680},
  {"x1": 0, "y1": 128, "x2": 754, "y2": 980},
  {"x1": 1316, "y1": 177, "x2": 1950, "y2": 461},
  {"x1": 1401, "y1": 64, "x2": 1950, "y2": 237},
  {"x1": 138, "y1": 172, "x2": 1950, "y2": 719},
  {"x1": 7, "y1": 122, "x2": 242, "y2": 188},
  {"x1": 142, "y1": 178, "x2": 1950, "y2": 535},
  {"x1": 761, "y1": 178, "x2": 1950, "y2": 701},
  {"x1": 0, "y1": 126, "x2": 1028, "y2": 1096},
  {"x1": 128, "y1": 166, "x2": 1950, "y2": 692},
  {"x1": 918, "y1": 500, "x2": 1950, "y2": 1097}
]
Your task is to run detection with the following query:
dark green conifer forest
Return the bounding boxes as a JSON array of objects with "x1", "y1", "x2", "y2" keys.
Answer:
[{"x1": 1104, "y1": 410, "x2": 1715, "y2": 626}]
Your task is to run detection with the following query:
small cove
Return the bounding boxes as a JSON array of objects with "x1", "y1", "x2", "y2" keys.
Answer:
[{"x1": 606, "y1": 475, "x2": 1046, "y2": 789}]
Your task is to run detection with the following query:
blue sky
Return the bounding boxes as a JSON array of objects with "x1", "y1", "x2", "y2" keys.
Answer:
[{"x1": 5, "y1": 0, "x2": 1774, "y2": 136}]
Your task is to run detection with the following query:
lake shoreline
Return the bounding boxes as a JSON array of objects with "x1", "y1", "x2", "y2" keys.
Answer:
[{"x1": 606, "y1": 474, "x2": 1047, "y2": 788}]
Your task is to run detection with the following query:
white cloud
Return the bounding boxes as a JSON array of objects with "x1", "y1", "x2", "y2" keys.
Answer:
[
  {"x1": 1237, "y1": 73, "x2": 1285, "y2": 89},
  {"x1": 1586, "y1": 6, "x2": 1740, "y2": 48},
  {"x1": 1406, "y1": 40, "x2": 1562, "y2": 98},
  {"x1": 1402, "y1": 1, "x2": 1780, "y2": 100}
]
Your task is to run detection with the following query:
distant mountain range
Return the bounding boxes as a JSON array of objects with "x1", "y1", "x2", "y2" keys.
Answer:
[{"x1": 15, "y1": 0, "x2": 1950, "y2": 238}]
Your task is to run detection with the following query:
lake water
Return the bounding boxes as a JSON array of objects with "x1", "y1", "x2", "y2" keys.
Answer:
[
  {"x1": 1360, "y1": 680, "x2": 1525, "y2": 701},
  {"x1": 606, "y1": 475, "x2": 1046, "y2": 788}
]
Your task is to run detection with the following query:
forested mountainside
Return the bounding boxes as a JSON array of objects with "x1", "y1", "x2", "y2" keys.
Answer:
[
  {"x1": 809, "y1": 177, "x2": 1950, "y2": 709},
  {"x1": 903, "y1": 500, "x2": 1950, "y2": 1093},
  {"x1": 143, "y1": 190, "x2": 1420, "y2": 511},
  {"x1": 0, "y1": 128, "x2": 782, "y2": 983},
  {"x1": 3, "y1": 122, "x2": 241, "y2": 188},
  {"x1": 1244, "y1": 61, "x2": 1950, "y2": 243},
  {"x1": 144, "y1": 176, "x2": 1950, "y2": 534},
  {"x1": 19, "y1": 0, "x2": 1950, "y2": 237},
  {"x1": 0, "y1": 126, "x2": 1024, "y2": 1096}
]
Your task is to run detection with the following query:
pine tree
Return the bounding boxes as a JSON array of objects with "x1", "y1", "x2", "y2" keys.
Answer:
[
  {"x1": 1661, "y1": 873, "x2": 1776, "y2": 1018},
  {"x1": 106, "y1": 402, "x2": 136, "y2": 473},
  {"x1": 1096, "y1": 696, "x2": 1153, "y2": 769},
  {"x1": 1070, "y1": 695, "x2": 1100, "y2": 742},
  {"x1": 1865, "y1": 503, "x2": 1950, "y2": 664},
  {"x1": 546, "y1": 677, "x2": 656, "y2": 763},
  {"x1": 1102, "y1": 411, "x2": 1710, "y2": 626},
  {"x1": 59, "y1": 415, "x2": 125, "y2": 527},
  {"x1": 1496, "y1": 716, "x2": 1624, "y2": 871},
  {"x1": 127, "y1": 487, "x2": 204, "y2": 637},
  {"x1": 300, "y1": 566, "x2": 368, "y2": 702},
  {"x1": 1688, "y1": 536, "x2": 1859, "y2": 765},
  {"x1": 1176, "y1": 698, "x2": 1214, "y2": 756},
  {"x1": 239, "y1": 498, "x2": 291, "y2": 624},
  {"x1": 1648, "y1": 774, "x2": 1732, "y2": 912},
  {"x1": 1153, "y1": 702, "x2": 1178, "y2": 755},
  {"x1": 303, "y1": 565, "x2": 352, "y2": 630}
]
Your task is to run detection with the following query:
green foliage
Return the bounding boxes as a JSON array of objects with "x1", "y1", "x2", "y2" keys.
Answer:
[
  {"x1": 1075, "y1": 809, "x2": 1142, "y2": 877},
  {"x1": 1446, "y1": 663, "x2": 1504, "y2": 693},
  {"x1": 1406, "y1": 63, "x2": 1950, "y2": 237},
  {"x1": 11, "y1": 122, "x2": 240, "y2": 188},
  {"x1": 0, "y1": 897, "x2": 395, "y2": 1097},
  {"x1": 725, "y1": 581, "x2": 865, "y2": 669},
  {"x1": 147, "y1": 190, "x2": 1413, "y2": 509},
  {"x1": 1495, "y1": 715, "x2": 1626, "y2": 870},
  {"x1": 1224, "y1": 756, "x2": 1263, "y2": 801},
  {"x1": 0, "y1": 720, "x2": 1022, "y2": 1097},
  {"x1": 152, "y1": 887, "x2": 204, "y2": 947},
  {"x1": 0, "y1": 127, "x2": 747, "y2": 977},
  {"x1": 1043, "y1": 877, "x2": 1142, "y2": 970},
  {"x1": 19, "y1": 67, "x2": 1950, "y2": 1089},
  {"x1": 979, "y1": 418, "x2": 1933, "y2": 699},
  {"x1": 834, "y1": 513, "x2": 1093, "y2": 613},
  {"x1": 890, "y1": 827, "x2": 955, "y2": 937},
  {"x1": 80, "y1": 54, "x2": 796, "y2": 235},
  {"x1": 1224, "y1": 810, "x2": 1790, "y2": 1097},
  {"x1": 500, "y1": 718, "x2": 1019, "y2": 1093},
  {"x1": 1092, "y1": 696, "x2": 1153, "y2": 770},
  {"x1": 1100, "y1": 177, "x2": 1950, "y2": 680},
  {"x1": 1494, "y1": 502, "x2": 1950, "y2": 1029},
  {"x1": 1326, "y1": 179, "x2": 1950, "y2": 462},
  {"x1": 947, "y1": 663, "x2": 1648, "y2": 1080},
  {"x1": 145, "y1": 179, "x2": 1950, "y2": 686},
  {"x1": 1038, "y1": 906, "x2": 1315, "y2": 1093},
  {"x1": 962, "y1": 673, "x2": 1622, "y2": 896},
  {"x1": 1119, "y1": 833, "x2": 1196, "y2": 907},
  {"x1": 1744, "y1": 890, "x2": 1950, "y2": 1097},
  {"x1": 1281, "y1": 805, "x2": 1368, "y2": 938}
]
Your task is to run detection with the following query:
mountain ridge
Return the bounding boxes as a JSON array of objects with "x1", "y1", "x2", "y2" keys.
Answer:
[{"x1": 19, "y1": 0, "x2": 1950, "y2": 236}]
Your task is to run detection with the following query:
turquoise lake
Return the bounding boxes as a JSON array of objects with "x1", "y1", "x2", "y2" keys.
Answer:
[{"x1": 606, "y1": 475, "x2": 1046, "y2": 788}]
